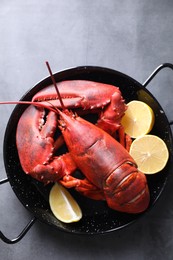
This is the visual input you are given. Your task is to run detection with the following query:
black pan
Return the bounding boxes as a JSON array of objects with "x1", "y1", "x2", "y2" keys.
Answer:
[{"x1": 1, "y1": 64, "x2": 173, "y2": 243}]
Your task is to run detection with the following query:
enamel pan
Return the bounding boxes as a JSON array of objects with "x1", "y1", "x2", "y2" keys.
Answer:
[{"x1": 1, "y1": 63, "x2": 173, "y2": 243}]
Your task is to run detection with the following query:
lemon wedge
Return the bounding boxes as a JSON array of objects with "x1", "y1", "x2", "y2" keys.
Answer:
[
  {"x1": 49, "y1": 183, "x2": 82, "y2": 223},
  {"x1": 129, "y1": 135, "x2": 169, "y2": 174},
  {"x1": 121, "y1": 100, "x2": 155, "y2": 138}
]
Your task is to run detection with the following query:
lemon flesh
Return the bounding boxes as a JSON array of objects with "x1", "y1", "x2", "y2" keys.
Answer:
[
  {"x1": 129, "y1": 135, "x2": 169, "y2": 174},
  {"x1": 49, "y1": 183, "x2": 82, "y2": 223},
  {"x1": 121, "y1": 100, "x2": 155, "y2": 138}
]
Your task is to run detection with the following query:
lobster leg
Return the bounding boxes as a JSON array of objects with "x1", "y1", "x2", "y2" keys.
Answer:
[
  {"x1": 54, "y1": 135, "x2": 64, "y2": 150},
  {"x1": 118, "y1": 126, "x2": 132, "y2": 152},
  {"x1": 60, "y1": 175, "x2": 105, "y2": 200}
]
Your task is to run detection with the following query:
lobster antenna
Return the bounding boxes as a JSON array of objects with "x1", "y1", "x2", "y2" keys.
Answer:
[
  {"x1": 45, "y1": 61, "x2": 66, "y2": 111},
  {"x1": 0, "y1": 101, "x2": 58, "y2": 114}
]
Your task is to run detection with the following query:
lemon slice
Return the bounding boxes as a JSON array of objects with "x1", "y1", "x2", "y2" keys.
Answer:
[
  {"x1": 49, "y1": 183, "x2": 82, "y2": 223},
  {"x1": 121, "y1": 100, "x2": 155, "y2": 138},
  {"x1": 129, "y1": 135, "x2": 169, "y2": 174}
]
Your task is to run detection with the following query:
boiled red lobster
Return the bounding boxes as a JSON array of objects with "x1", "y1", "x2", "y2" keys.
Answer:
[{"x1": 1, "y1": 62, "x2": 150, "y2": 214}]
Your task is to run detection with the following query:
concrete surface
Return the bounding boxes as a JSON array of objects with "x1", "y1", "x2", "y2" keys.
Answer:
[{"x1": 0, "y1": 0, "x2": 173, "y2": 259}]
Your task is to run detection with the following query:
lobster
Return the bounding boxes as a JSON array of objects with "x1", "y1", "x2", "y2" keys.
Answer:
[{"x1": 1, "y1": 62, "x2": 150, "y2": 214}]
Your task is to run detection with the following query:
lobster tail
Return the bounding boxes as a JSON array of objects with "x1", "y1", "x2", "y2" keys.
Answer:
[{"x1": 104, "y1": 162, "x2": 150, "y2": 213}]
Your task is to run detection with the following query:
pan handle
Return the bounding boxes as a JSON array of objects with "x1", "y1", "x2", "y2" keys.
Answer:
[
  {"x1": 0, "y1": 178, "x2": 37, "y2": 244},
  {"x1": 143, "y1": 63, "x2": 173, "y2": 125},
  {"x1": 143, "y1": 63, "x2": 173, "y2": 88}
]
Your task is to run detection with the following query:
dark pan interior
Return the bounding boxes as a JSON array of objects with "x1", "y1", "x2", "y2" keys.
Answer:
[{"x1": 3, "y1": 66, "x2": 173, "y2": 234}]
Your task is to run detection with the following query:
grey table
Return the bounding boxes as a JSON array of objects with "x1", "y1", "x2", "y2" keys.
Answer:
[{"x1": 0, "y1": 0, "x2": 173, "y2": 259}]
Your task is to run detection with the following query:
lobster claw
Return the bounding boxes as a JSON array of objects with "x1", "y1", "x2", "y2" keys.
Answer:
[
  {"x1": 96, "y1": 90, "x2": 127, "y2": 135},
  {"x1": 16, "y1": 105, "x2": 57, "y2": 175},
  {"x1": 32, "y1": 80, "x2": 126, "y2": 135},
  {"x1": 16, "y1": 105, "x2": 76, "y2": 183}
]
